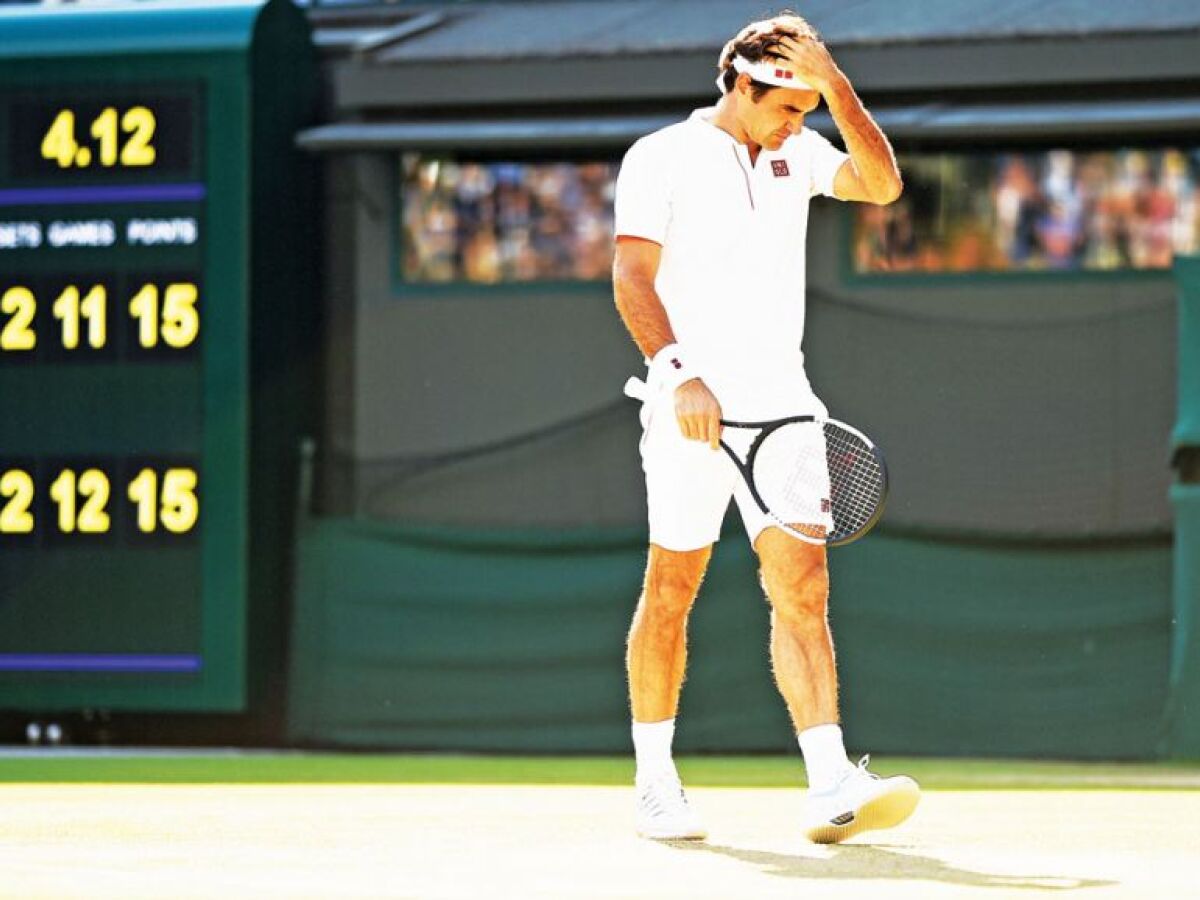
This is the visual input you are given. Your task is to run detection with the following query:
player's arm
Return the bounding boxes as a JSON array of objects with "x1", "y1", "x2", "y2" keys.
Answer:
[
  {"x1": 612, "y1": 236, "x2": 673, "y2": 359},
  {"x1": 776, "y1": 36, "x2": 902, "y2": 205},
  {"x1": 613, "y1": 236, "x2": 722, "y2": 449}
]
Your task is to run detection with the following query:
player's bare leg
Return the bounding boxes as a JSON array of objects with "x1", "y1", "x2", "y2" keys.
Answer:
[
  {"x1": 628, "y1": 543, "x2": 710, "y2": 722},
  {"x1": 756, "y1": 526, "x2": 919, "y2": 843},
  {"x1": 755, "y1": 527, "x2": 839, "y2": 730},
  {"x1": 626, "y1": 543, "x2": 711, "y2": 840}
]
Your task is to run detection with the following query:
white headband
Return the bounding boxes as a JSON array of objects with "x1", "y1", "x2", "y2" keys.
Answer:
[{"x1": 716, "y1": 55, "x2": 815, "y2": 93}]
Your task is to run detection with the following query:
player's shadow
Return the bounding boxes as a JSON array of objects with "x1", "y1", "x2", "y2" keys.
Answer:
[{"x1": 667, "y1": 841, "x2": 1116, "y2": 891}]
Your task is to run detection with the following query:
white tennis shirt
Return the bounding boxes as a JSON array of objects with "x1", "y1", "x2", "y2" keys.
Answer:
[{"x1": 615, "y1": 107, "x2": 849, "y2": 419}]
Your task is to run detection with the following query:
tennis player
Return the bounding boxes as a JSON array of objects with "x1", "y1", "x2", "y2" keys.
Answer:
[{"x1": 614, "y1": 12, "x2": 919, "y2": 843}]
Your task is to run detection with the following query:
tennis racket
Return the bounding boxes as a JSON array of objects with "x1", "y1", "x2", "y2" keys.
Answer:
[{"x1": 624, "y1": 377, "x2": 888, "y2": 546}]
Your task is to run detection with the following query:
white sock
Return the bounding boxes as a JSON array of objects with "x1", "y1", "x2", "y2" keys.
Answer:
[
  {"x1": 632, "y1": 718, "x2": 678, "y2": 784},
  {"x1": 798, "y1": 723, "x2": 853, "y2": 793}
]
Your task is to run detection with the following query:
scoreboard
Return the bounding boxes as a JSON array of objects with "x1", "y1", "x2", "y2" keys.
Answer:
[{"x1": 0, "y1": 0, "x2": 315, "y2": 713}]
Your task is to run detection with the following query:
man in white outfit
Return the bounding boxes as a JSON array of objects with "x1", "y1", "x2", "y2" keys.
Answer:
[{"x1": 612, "y1": 11, "x2": 919, "y2": 843}]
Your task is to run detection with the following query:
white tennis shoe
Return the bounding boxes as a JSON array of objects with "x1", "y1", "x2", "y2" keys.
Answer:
[
  {"x1": 635, "y1": 775, "x2": 708, "y2": 840},
  {"x1": 802, "y1": 755, "x2": 920, "y2": 844}
]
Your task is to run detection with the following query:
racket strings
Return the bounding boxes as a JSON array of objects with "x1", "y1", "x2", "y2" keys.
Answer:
[
  {"x1": 823, "y1": 424, "x2": 885, "y2": 539},
  {"x1": 753, "y1": 422, "x2": 885, "y2": 542}
]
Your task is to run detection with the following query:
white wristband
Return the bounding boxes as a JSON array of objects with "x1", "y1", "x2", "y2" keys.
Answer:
[{"x1": 649, "y1": 343, "x2": 694, "y2": 392}]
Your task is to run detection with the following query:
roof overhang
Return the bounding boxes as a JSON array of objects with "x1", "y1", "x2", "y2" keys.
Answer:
[
  {"x1": 297, "y1": 96, "x2": 1200, "y2": 153},
  {"x1": 332, "y1": 32, "x2": 1200, "y2": 112}
]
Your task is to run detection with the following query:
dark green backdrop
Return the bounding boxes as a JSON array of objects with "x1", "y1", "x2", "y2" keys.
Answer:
[{"x1": 287, "y1": 517, "x2": 1170, "y2": 758}]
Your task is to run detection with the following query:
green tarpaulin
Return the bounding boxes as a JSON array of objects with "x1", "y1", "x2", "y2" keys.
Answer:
[
  {"x1": 1167, "y1": 258, "x2": 1200, "y2": 756},
  {"x1": 1175, "y1": 257, "x2": 1200, "y2": 450},
  {"x1": 287, "y1": 518, "x2": 1171, "y2": 759}
]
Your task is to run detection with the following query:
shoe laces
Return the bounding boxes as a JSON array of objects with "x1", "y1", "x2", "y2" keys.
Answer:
[
  {"x1": 638, "y1": 776, "x2": 690, "y2": 819},
  {"x1": 838, "y1": 755, "x2": 879, "y2": 786}
]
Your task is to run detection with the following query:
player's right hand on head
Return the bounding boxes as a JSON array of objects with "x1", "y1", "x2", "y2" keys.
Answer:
[{"x1": 674, "y1": 378, "x2": 723, "y2": 449}]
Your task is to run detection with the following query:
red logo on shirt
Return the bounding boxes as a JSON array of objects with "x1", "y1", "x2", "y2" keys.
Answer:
[{"x1": 771, "y1": 160, "x2": 790, "y2": 177}]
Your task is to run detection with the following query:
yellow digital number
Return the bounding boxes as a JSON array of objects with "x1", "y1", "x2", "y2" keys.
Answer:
[
  {"x1": 161, "y1": 468, "x2": 199, "y2": 533},
  {"x1": 49, "y1": 470, "x2": 76, "y2": 533},
  {"x1": 1, "y1": 286, "x2": 37, "y2": 351},
  {"x1": 52, "y1": 285, "x2": 107, "y2": 350},
  {"x1": 162, "y1": 283, "x2": 199, "y2": 348},
  {"x1": 127, "y1": 468, "x2": 157, "y2": 532},
  {"x1": 52, "y1": 286, "x2": 80, "y2": 349},
  {"x1": 81, "y1": 286, "x2": 107, "y2": 349},
  {"x1": 0, "y1": 470, "x2": 35, "y2": 534},
  {"x1": 129, "y1": 283, "x2": 199, "y2": 349},
  {"x1": 40, "y1": 106, "x2": 157, "y2": 170},
  {"x1": 129, "y1": 283, "x2": 159, "y2": 348},
  {"x1": 90, "y1": 107, "x2": 119, "y2": 167},
  {"x1": 120, "y1": 106, "x2": 157, "y2": 167},
  {"x1": 77, "y1": 469, "x2": 111, "y2": 533},
  {"x1": 128, "y1": 467, "x2": 199, "y2": 534},
  {"x1": 40, "y1": 109, "x2": 78, "y2": 169},
  {"x1": 49, "y1": 469, "x2": 111, "y2": 534}
]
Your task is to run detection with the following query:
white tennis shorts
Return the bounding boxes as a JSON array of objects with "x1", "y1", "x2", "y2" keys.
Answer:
[{"x1": 638, "y1": 387, "x2": 833, "y2": 551}]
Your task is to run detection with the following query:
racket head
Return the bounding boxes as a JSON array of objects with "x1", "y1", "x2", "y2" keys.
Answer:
[
  {"x1": 738, "y1": 417, "x2": 888, "y2": 547},
  {"x1": 821, "y1": 419, "x2": 889, "y2": 546}
]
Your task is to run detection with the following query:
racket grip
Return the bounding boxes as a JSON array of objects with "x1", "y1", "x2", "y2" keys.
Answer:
[{"x1": 623, "y1": 376, "x2": 648, "y2": 401}]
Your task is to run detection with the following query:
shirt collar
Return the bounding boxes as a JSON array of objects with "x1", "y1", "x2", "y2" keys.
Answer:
[
  {"x1": 688, "y1": 106, "x2": 730, "y2": 140},
  {"x1": 687, "y1": 106, "x2": 793, "y2": 155}
]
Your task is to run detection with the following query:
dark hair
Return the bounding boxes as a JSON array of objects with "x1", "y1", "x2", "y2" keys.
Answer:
[{"x1": 717, "y1": 10, "x2": 820, "y2": 100}]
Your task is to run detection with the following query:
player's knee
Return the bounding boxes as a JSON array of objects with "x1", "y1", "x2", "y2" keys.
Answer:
[
  {"x1": 642, "y1": 546, "x2": 708, "y2": 620},
  {"x1": 761, "y1": 555, "x2": 828, "y2": 623}
]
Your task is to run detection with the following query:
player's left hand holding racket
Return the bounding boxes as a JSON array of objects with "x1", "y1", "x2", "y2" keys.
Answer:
[{"x1": 624, "y1": 376, "x2": 888, "y2": 547}]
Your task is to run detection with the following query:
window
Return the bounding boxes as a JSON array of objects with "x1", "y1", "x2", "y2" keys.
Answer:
[
  {"x1": 853, "y1": 148, "x2": 1200, "y2": 274},
  {"x1": 400, "y1": 155, "x2": 618, "y2": 284}
]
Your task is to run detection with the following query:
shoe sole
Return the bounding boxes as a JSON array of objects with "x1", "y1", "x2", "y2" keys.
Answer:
[
  {"x1": 805, "y1": 780, "x2": 920, "y2": 845},
  {"x1": 637, "y1": 827, "x2": 708, "y2": 841}
]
